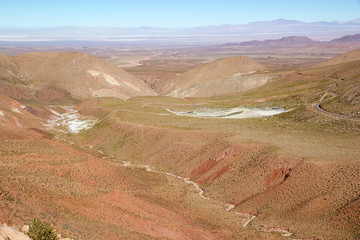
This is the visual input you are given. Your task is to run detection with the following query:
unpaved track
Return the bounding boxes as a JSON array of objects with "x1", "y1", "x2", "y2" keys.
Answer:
[
  {"x1": 312, "y1": 102, "x2": 360, "y2": 121},
  {"x1": 312, "y1": 78, "x2": 360, "y2": 121}
]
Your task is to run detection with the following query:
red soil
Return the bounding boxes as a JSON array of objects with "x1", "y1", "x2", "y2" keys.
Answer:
[
  {"x1": 211, "y1": 165, "x2": 230, "y2": 182},
  {"x1": 190, "y1": 159, "x2": 220, "y2": 179},
  {"x1": 265, "y1": 167, "x2": 292, "y2": 186}
]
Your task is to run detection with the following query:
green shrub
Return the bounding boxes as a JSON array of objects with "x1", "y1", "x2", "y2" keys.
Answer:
[{"x1": 27, "y1": 219, "x2": 59, "y2": 240}]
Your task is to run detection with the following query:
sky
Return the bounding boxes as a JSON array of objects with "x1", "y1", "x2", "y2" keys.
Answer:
[{"x1": 0, "y1": 0, "x2": 360, "y2": 28}]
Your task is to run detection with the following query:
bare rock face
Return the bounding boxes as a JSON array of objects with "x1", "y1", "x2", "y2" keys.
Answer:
[
  {"x1": 0, "y1": 52, "x2": 156, "y2": 100},
  {"x1": 0, "y1": 224, "x2": 31, "y2": 240},
  {"x1": 21, "y1": 225, "x2": 29, "y2": 234},
  {"x1": 0, "y1": 224, "x2": 73, "y2": 240}
]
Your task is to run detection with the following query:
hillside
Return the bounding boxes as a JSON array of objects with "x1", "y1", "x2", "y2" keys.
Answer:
[
  {"x1": 316, "y1": 48, "x2": 360, "y2": 67},
  {"x1": 161, "y1": 56, "x2": 271, "y2": 97},
  {"x1": 0, "y1": 94, "x2": 43, "y2": 133},
  {"x1": 0, "y1": 52, "x2": 156, "y2": 100}
]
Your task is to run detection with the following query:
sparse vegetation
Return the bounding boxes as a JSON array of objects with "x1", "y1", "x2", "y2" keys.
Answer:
[{"x1": 27, "y1": 219, "x2": 59, "y2": 240}]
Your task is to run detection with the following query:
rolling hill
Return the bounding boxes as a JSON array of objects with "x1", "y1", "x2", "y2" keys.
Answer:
[
  {"x1": 161, "y1": 56, "x2": 272, "y2": 98},
  {"x1": 0, "y1": 52, "x2": 156, "y2": 100}
]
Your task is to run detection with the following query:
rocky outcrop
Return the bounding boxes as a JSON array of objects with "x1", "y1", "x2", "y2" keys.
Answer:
[
  {"x1": 0, "y1": 224, "x2": 31, "y2": 240},
  {"x1": 0, "y1": 224, "x2": 72, "y2": 240}
]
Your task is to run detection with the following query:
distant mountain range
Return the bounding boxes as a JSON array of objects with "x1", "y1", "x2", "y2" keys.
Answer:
[
  {"x1": 224, "y1": 36, "x2": 317, "y2": 47},
  {"x1": 221, "y1": 34, "x2": 360, "y2": 48},
  {"x1": 0, "y1": 19, "x2": 359, "y2": 44}
]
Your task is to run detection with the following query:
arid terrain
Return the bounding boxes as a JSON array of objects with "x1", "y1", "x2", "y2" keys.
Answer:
[{"x1": 0, "y1": 36, "x2": 359, "y2": 240}]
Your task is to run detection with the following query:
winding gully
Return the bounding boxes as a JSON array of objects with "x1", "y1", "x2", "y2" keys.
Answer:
[{"x1": 119, "y1": 160, "x2": 293, "y2": 238}]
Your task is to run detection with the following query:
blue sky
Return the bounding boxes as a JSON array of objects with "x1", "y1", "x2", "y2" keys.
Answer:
[{"x1": 1, "y1": 0, "x2": 359, "y2": 28}]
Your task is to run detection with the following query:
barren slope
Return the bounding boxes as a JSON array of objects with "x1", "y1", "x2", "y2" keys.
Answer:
[
  {"x1": 0, "y1": 52, "x2": 156, "y2": 100},
  {"x1": 316, "y1": 48, "x2": 360, "y2": 67},
  {"x1": 161, "y1": 56, "x2": 271, "y2": 97},
  {"x1": 0, "y1": 94, "x2": 44, "y2": 133}
]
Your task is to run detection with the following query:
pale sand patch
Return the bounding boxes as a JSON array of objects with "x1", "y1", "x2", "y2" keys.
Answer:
[
  {"x1": 120, "y1": 80, "x2": 141, "y2": 92},
  {"x1": 11, "y1": 108, "x2": 21, "y2": 113},
  {"x1": 87, "y1": 70, "x2": 120, "y2": 86},
  {"x1": 91, "y1": 88, "x2": 127, "y2": 99}
]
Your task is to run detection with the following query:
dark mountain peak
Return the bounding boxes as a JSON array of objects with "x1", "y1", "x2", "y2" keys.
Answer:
[
  {"x1": 231, "y1": 36, "x2": 317, "y2": 48},
  {"x1": 330, "y1": 34, "x2": 360, "y2": 43},
  {"x1": 278, "y1": 36, "x2": 315, "y2": 43}
]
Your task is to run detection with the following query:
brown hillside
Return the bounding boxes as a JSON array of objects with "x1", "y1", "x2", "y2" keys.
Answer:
[
  {"x1": 316, "y1": 48, "x2": 360, "y2": 67},
  {"x1": 161, "y1": 56, "x2": 270, "y2": 97},
  {"x1": 0, "y1": 52, "x2": 156, "y2": 100}
]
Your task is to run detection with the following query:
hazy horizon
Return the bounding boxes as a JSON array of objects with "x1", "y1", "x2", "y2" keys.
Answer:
[
  {"x1": 0, "y1": 18, "x2": 359, "y2": 30},
  {"x1": 0, "y1": 18, "x2": 359, "y2": 44},
  {"x1": 1, "y1": 1, "x2": 360, "y2": 45}
]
